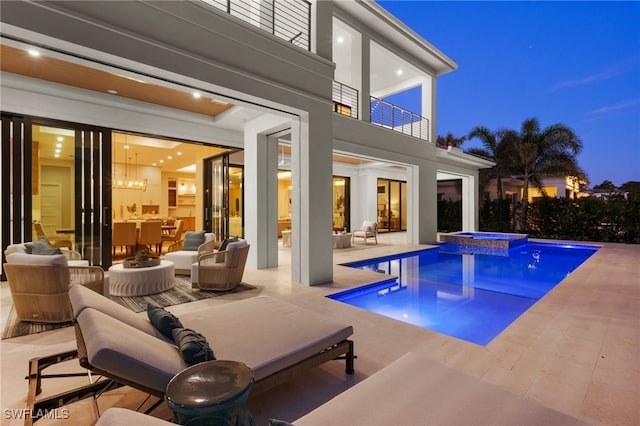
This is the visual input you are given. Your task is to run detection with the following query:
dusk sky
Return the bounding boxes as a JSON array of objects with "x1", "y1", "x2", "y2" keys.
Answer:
[{"x1": 378, "y1": 1, "x2": 640, "y2": 188}]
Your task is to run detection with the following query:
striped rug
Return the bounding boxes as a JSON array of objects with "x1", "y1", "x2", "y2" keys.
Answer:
[{"x1": 2, "y1": 276, "x2": 255, "y2": 339}]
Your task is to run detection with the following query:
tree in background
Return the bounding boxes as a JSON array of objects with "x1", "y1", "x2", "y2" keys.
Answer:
[
  {"x1": 436, "y1": 132, "x2": 466, "y2": 148},
  {"x1": 467, "y1": 126, "x2": 514, "y2": 200},
  {"x1": 593, "y1": 180, "x2": 617, "y2": 195},
  {"x1": 507, "y1": 118, "x2": 584, "y2": 229}
]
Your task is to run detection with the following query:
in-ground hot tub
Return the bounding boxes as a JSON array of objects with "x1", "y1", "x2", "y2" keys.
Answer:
[{"x1": 440, "y1": 232, "x2": 528, "y2": 254}]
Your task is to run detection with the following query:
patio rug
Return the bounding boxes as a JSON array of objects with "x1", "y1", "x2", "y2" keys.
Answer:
[{"x1": 2, "y1": 276, "x2": 255, "y2": 340}]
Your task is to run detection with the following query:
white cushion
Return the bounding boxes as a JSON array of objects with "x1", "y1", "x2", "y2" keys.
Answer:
[
  {"x1": 165, "y1": 251, "x2": 199, "y2": 272},
  {"x1": 6, "y1": 252, "x2": 68, "y2": 266},
  {"x1": 4, "y1": 243, "x2": 27, "y2": 255}
]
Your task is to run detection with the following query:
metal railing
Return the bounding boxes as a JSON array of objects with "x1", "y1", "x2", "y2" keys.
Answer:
[
  {"x1": 201, "y1": 0, "x2": 311, "y2": 51},
  {"x1": 370, "y1": 96, "x2": 430, "y2": 141},
  {"x1": 332, "y1": 81, "x2": 359, "y2": 119}
]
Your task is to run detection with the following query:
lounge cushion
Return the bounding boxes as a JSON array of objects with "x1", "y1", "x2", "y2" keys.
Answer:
[
  {"x1": 76, "y1": 308, "x2": 185, "y2": 392},
  {"x1": 6, "y1": 252, "x2": 68, "y2": 266},
  {"x1": 182, "y1": 231, "x2": 206, "y2": 251},
  {"x1": 172, "y1": 328, "x2": 215, "y2": 365},
  {"x1": 69, "y1": 285, "x2": 170, "y2": 342},
  {"x1": 179, "y1": 296, "x2": 353, "y2": 382},
  {"x1": 148, "y1": 304, "x2": 183, "y2": 339},
  {"x1": 25, "y1": 238, "x2": 62, "y2": 255},
  {"x1": 71, "y1": 291, "x2": 353, "y2": 394}
]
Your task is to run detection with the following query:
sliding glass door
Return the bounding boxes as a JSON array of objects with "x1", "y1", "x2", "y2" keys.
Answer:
[
  {"x1": 377, "y1": 178, "x2": 407, "y2": 232},
  {"x1": 1, "y1": 115, "x2": 111, "y2": 271}
]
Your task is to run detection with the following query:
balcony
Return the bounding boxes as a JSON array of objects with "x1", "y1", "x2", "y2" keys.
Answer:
[
  {"x1": 370, "y1": 97, "x2": 430, "y2": 141},
  {"x1": 202, "y1": 0, "x2": 311, "y2": 50},
  {"x1": 332, "y1": 81, "x2": 359, "y2": 119}
]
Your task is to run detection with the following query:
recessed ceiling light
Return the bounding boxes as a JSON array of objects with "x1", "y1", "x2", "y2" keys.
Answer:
[
  {"x1": 396, "y1": 69, "x2": 404, "y2": 76},
  {"x1": 159, "y1": 160, "x2": 164, "y2": 163},
  {"x1": 177, "y1": 151, "x2": 182, "y2": 156},
  {"x1": 336, "y1": 36, "x2": 344, "y2": 44},
  {"x1": 57, "y1": 136, "x2": 64, "y2": 142},
  {"x1": 167, "y1": 156, "x2": 173, "y2": 160},
  {"x1": 124, "y1": 145, "x2": 130, "y2": 149},
  {"x1": 107, "y1": 89, "x2": 118, "y2": 95},
  {"x1": 27, "y1": 49, "x2": 40, "y2": 57},
  {"x1": 192, "y1": 92, "x2": 202, "y2": 99},
  {"x1": 152, "y1": 163, "x2": 157, "y2": 166},
  {"x1": 56, "y1": 143, "x2": 62, "y2": 148}
]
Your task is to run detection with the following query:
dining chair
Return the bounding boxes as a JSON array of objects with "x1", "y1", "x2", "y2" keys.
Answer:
[
  {"x1": 139, "y1": 221, "x2": 162, "y2": 256},
  {"x1": 161, "y1": 219, "x2": 184, "y2": 250},
  {"x1": 33, "y1": 221, "x2": 73, "y2": 249},
  {"x1": 112, "y1": 222, "x2": 137, "y2": 256}
]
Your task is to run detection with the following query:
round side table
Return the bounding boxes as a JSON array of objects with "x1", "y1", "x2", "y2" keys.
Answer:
[{"x1": 165, "y1": 360, "x2": 254, "y2": 426}]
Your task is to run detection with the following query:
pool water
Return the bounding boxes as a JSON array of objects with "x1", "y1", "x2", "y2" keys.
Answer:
[{"x1": 329, "y1": 242, "x2": 599, "y2": 345}]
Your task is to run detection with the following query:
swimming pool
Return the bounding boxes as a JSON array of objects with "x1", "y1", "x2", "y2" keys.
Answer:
[{"x1": 328, "y1": 242, "x2": 599, "y2": 345}]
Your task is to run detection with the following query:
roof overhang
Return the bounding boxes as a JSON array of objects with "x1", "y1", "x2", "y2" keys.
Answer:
[
  {"x1": 437, "y1": 146, "x2": 496, "y2": 169},
  {"x1": 334, "y1": 1, "x2": 458, "y2": 77}
]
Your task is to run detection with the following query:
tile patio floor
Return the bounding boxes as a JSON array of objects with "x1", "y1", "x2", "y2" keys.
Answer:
[{"x1": 1, "y1": 233, "x2": 638, "y2": 425}]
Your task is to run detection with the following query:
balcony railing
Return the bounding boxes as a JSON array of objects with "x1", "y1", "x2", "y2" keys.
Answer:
[
  {"x1": 332, "y1": 81, "x2": 359, "y2": 119},
  {"x1": 202, "y1": 0, "x2": 311, "y2": 50},
  {"x1": 370, "y1": 97, "x2": 430, "y2": 141}
]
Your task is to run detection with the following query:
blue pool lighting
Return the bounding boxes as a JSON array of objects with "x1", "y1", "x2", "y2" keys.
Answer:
[{"x1": 328, "y1": 242, "x2": 599, "y2": 346}]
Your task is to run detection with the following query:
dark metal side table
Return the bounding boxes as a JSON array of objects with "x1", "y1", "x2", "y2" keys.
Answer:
[{"x1": 165, "y1": 360, "x2": 254, "y2": 426}]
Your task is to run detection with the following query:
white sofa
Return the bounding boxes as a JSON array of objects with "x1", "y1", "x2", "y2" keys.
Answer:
[{"x1": 164, "y1": 232, "x2": 215, "y2": 275}]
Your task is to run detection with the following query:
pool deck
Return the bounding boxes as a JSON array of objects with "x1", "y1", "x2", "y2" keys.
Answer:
[{"x1": 1, "y1": 234, "x2": 638, "y2": 425}]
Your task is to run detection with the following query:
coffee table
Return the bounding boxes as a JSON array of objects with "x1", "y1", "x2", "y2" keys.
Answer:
[
  {"x1": 108, "y1": 260, "x2": 175, "y2": 296},
  {"x1": 333, "y1": 232, "x2": 352, "y2": 249}
]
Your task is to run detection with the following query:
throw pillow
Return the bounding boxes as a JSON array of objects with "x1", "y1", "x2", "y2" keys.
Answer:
[
  {"x1": 25, "y1": 239, "x2": 62, "y2": 255},
  {"x1": 147, "y1": 304, "x2": 183, "y2": 339},
  {"x1": 218, "y1": 237, "x2": 239, "y2": 252},
  {"x1": 172, "y1": 328, "x2": 216, "y2": 365},
  {"x1": 182, "y1": 231, "x2": 206, "y2": 251}
]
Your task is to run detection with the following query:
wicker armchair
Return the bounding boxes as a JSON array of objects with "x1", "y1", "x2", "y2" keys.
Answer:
[
  {"x1": 4, "y1": 253, "x2": 105, "y2": 323},
  {"x1": 196, "y1": 240, "x2": 250, "y2": 291}
]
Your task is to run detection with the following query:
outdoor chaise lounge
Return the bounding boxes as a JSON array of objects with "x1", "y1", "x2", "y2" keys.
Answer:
[
  {"x1": 31, "y1": 285, "x2": 354, "y2": 416},
  {"x1": 95, "y1": 352, "x2": 587, "y2": 426}
]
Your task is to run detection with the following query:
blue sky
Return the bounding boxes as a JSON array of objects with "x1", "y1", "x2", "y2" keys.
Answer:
[{"x1": 378, "y1": 1, "x2": 640, "y2": 187}]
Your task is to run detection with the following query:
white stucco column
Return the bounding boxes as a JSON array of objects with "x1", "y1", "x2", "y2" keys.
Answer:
[
  {"x1": 421, "y1": 76, "x2": 436, "y2": 142},
  {"x1": 313, "y1": 0, "x2": 333, "y2": 61},
  {"x1": 410, "y1": 161, "x2": 438, "y2": 243},
  {"x1": 244, "y1": 115, "x2": 281, "y2": 270},
  {"x1": 360, "y1": 34, "x2": 371, "y2": 123},
  {"x1": 290, "y1": 104, "x2": 333, "y2": 285}
]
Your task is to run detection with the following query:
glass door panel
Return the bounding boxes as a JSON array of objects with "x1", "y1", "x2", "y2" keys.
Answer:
[
  {"x1": 228, "y1": 165, "x2": 244, "y2": 238},
  {"x1": 204, "y1": 154, "x2": 229, "y2": 241},
  {"x1": 333, "y1": 176, "x2": 350, "y2": 232}
]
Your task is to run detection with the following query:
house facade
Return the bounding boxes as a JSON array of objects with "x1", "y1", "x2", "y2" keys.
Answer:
[{"x1": 0, "y1": 0, "x2": 493, "y2": 285}]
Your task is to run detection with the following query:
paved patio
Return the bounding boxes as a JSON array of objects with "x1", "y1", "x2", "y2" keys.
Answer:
[{"x1": 1, "y1": 233, "x2": 638, "y2": 425}]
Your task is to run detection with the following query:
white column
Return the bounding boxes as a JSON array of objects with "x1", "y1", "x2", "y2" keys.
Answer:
[
  {"x1": 313, "y1": 0, "x2": 332, "y2": 61},
  {"x1": 421, "y1": 76, "x2": 436, "y2": 142},
  {"x1": 360, "y1": 34, "x2": 371, "y2": 123},
  {"x1": 244, "y1": 116, "x2": 280, "y2": 269},
  {"x1": 291, "y1": 104, "x2": 333, "y2": 285},
  {"x1": 410, "y1": 162, "x2": 438, "y2": 243}
]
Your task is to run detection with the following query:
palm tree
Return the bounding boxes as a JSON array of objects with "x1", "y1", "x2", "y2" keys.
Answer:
[
  {"x1": 509, "y1": 117, "x2": 584, "y2": 228},
  {"x1": 466, "y1": 126, "x2": 513, "y2": 200},
  {"x1": 436, "y1": 132, "x2": 466, "y2": 148}
]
